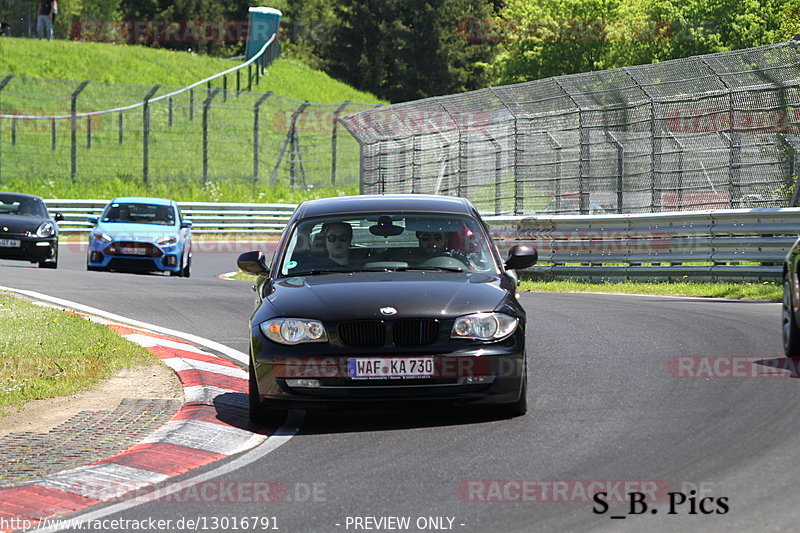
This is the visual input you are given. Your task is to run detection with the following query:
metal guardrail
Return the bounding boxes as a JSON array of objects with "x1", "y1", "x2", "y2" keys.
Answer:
[
  {"x1": 44, "y1": 199, "x2": 298, "y2": 235},
  {"x1": 486, "y1": 207, "x2": 800, "y2": 282},
  {"x1": 45, "y1": 199, "x2": 799, "y2": 281}
]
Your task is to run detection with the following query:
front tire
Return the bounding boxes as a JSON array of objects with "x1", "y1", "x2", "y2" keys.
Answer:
[
  {"x1": 500, "y1": 371, "x2": 527, "y2": 418},
  {"x1": 39, "y1": 247, "x2": 58, "y2": 269},
  {"x1": 783, "y1": 276, "x2": 800, "y2": 357},
  {"x1": 249, "y1": 357, "x2": 288, "y2": 425}
]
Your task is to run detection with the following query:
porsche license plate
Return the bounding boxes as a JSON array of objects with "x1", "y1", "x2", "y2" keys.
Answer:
[
  {"x1": 0, "y1": 239, "x2": 21, "y2": 248},
  {"x1": 120, "y1": 247, "x2": 147, "y2": 256},
  {"x1": 347, "y1": 357, "x2": 434, "y2": 379}
]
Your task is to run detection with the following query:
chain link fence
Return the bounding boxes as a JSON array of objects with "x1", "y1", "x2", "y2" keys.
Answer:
[
  {"x1": 342, "y1": 40, "x2": 800, "y2": 215},
  {"x1": 0, "y1": 72, "x2": 378, "y2": 195}
]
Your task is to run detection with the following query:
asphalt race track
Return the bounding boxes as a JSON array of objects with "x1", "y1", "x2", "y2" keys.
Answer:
[{"x1": 0, "y1": 242, "x2": 793, "y2": 533}]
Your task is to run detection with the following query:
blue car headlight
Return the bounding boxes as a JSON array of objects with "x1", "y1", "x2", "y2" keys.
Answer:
[
  {"x1": 157, "y1": 236, "x2": 178, "y2": 246},
  {"x1": 91, "y1": 231, "x2": 112, "y2": 243}
]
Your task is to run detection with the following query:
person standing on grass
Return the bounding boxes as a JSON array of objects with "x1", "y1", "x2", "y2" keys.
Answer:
[{"x1": 37, "y1": 0, "x2": 54, "y2": 40}]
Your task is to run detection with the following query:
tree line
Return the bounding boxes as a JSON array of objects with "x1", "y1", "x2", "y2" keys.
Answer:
[{"x1": 17, "y1": 0, "x2": 800, "y2": 102}]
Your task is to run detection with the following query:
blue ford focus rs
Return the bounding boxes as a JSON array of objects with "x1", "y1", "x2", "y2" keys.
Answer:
[{"x1": 86, "y1": 197, "x2": 192, "y2": 277}]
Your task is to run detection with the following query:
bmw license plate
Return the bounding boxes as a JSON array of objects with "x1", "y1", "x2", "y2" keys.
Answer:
[
  {"x1": 120, "y1": 247, "x2": 147, "y2": 256},
  {"x1": 0, "y1": 239, "x2": 21, "y2": 248},
  {"x1": 347, "y1": 357, "x2": 434, "y2": 379}
]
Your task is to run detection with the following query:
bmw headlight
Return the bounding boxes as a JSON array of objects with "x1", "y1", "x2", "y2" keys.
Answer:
[
  {"x1": 451, "y1": 313, "x2": 518, "y2": 341},
  {"x1": 36, "y1": 222, "x2": 56, "y2": 238},
  {"x1": 157, "y1": 235, "x2": 178, "y2": 246},
  {"x1": 260, "y1": 318, "x2": 328, "y2": 345},
  {"x1": 91, "y1": 231, "x2": 112, "y2": 243}
]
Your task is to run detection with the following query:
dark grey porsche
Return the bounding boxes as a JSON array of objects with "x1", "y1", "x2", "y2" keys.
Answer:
[
  {"x1": 237, "y1": 194, "x2": 538, "y2": 422},
  {"x1": 0, "y1": 192, "x2": 63, "y2": 268}
]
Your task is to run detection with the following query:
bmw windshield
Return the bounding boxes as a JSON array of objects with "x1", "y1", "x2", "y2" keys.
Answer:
[{"x1": 278, "y1": 213, "x2": 500, "y2": 276}]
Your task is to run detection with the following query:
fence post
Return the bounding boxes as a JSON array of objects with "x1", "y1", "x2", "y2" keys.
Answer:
[
  {"x1": 780, "y1": 134, "x2": 799, "y2": 206},
  {"x1": 252, "y1": 91, "x2": 273, "y2": 183},
  {"x1": 545, "y1": 132, "x2": 563, "y2": 213},
  {"x1": 168, "y1": 98, "x2": 173, "y2": 127},
  {"x1": 11, "y1": 118, "x2": 16, "y2": 146},
  {"x1": 118, "y1": 113, "x2": 124, "y2": 144},
  {"x1": 514, "y1": 118, "x2": 523, "y2": 214},
  {"x1": 70, "y1": 80, "x2": 90, "y2": 183},
  {"x1": 51, "y1": 120, "x2": 56, "y2": 151},
  {"x1": 189, "y1": 89, "x2": 194, "y2": 121},
  {"x1": 668, "y1": 133, "x2": 686, "y2": 210},
  {"x1": 142, "y1": 84, "x2": 161, "y2": 191},
  {"x1": 412, "y1": 134, "x2": 421, "y2": 194},
  {"x1": 331, "y1": 101, "x2": 350, "y2": 185},
  {"x1": 605, "y1": 131, "x2": 624, "y2": 214},
  {"x1": 86, "y1": 116, "x2": 92, "y2": 149},
  {"x1": 202, "y1": 88, "x2": 221, "y2": 186},
  {"x1": 270, "y1": 101, "x2": 310, "y2": 187},
  {"x1": 0, "y1": 76, "x2": 13, "y2": 183},
  {"x1": 236, "y1": 70, "x2": 241, "y2": 94},
  {"x1": 289, "y1": 102, "x2": 311, "y2": 188},
  {"x1": 223, "y1": 76, "x2": 227, "y2": 102}
]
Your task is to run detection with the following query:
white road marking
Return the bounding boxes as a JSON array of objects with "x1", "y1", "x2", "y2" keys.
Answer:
[
  {"x1": 0, "y1": 285, "x2": 302, "y2": 531},
  {"x1": 0, "y1": 285, "x2": 249, "y2": 365},
  {"x1": 33, "y1": 412, "x2": 303, "y2": 532}
]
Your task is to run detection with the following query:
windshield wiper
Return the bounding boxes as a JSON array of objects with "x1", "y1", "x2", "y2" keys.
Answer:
[{"x1": 394, "y1": 266, "x2": 464, "y2": 273}]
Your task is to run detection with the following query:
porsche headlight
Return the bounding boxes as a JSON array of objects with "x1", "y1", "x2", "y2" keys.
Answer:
[
  {"x1": 157, "y1": 235, "x2": 178, "y2": 246},
  {"x1": 451, "y1": 313, "x2": 518, "y2": 341},
  {"x1": 36, "y1": 222, "x2": 56, "y2": 238},
  {"x1": 260, "y1": 318, "x2": 328, "y2": 345},
  {"x1": 91, "y1": 231, "x2": 112, "y2": 243}
]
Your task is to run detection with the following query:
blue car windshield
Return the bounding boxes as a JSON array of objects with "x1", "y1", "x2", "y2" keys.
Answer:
[
  {"x1": 102, "y1": 203, "x2": 176, "y2": 225},
  {"x1": 0, "y1": 195, "x2": 48, "y2": 218},
  {"x1": 279, "y1": 213, "x2": 500, "y2": 276}
]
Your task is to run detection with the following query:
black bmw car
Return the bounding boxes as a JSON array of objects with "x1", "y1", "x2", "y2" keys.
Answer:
[
  {"x1": 237, "y1": 194, "x2": 538, "y2": 422},
  {"x1": 783, "y1": 237, "x2": 800, "y2": 357},
  {"x1": 0, "y1": 192, "x2": 63, "y2": 269}
]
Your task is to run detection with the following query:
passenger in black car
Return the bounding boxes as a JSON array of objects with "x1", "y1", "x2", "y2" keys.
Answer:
[{"x1": 322, "y1": 222, "x2": 353, "y2": 266}]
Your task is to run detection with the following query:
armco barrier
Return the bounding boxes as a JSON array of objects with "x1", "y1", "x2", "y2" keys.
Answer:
[
  {"x1": 44, "y1": 199, "x2": 298, "y2": 235},
  {"x1": 486, "y1": 207, "x2": 800, "y2": 282},
  {"x1": 45, "y1": 199, "x2": 799, "y2": 282}
]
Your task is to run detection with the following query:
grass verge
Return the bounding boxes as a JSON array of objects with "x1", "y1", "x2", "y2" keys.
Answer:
[
  {"x1": 223, "y1": 272, "x2": 781, "y2": 301},
  {"x1": 518, "y1": 280, "x2": 782, "y2": 301},
  {"x1": 0, "y1": 293, "x2": 156, "y2": 415}
]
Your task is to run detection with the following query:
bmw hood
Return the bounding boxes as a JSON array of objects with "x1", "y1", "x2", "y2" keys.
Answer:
[
  {"x1": 263, "y1": 272, "x2": 513, "y2": 321},
  {"x1": 0, "y1": 214, "x2": 47, "y2": 234},
  {"x1": 95, "y1": 222, "x2": 179, "y2": 243}
]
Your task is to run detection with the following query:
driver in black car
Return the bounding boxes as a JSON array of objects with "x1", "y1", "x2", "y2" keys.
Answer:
[
  {"x1": 416, "y1": 231, "x2": 447, "y2": 255},
  {"x1": 414, "y1": 229, "x2": 475, "y2": 269}
]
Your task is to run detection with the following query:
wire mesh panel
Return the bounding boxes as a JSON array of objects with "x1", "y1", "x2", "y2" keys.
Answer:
[
  {"x1": 0, "y1": 74, "x2": 376, "y2": 197},
  {"x1": 343, "y1": 40, "x2": 800, "y2": 215}
]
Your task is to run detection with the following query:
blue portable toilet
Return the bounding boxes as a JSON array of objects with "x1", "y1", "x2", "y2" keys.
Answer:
[{"x1": 246, "y1": 7, "x2": 282, "y2": 66}]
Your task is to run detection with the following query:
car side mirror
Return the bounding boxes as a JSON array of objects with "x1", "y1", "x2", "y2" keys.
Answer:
[
  {"x1": 54, "y1": 212, "x2": 64, "y2": 222},
  {"x1": 87, "y1": 215, "x2": 98, "y2": 225},
  {"x1": 181, "y1": 220, "x2": 193, "y2": 229},
  {"x1": 504, "y1": 244, "x2": 538, "y2": 271},
  {"x1": 237, "y1": 250, "x2": 270, "y2": 276}
]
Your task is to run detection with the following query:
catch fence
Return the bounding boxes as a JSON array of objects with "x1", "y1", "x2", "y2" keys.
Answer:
[
  {"x1": 342, "y1": 40, "x2": 800, "y2": 216},
  {"x1": 0, "y1": 73, "x2": 377, "y2": 195}
]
